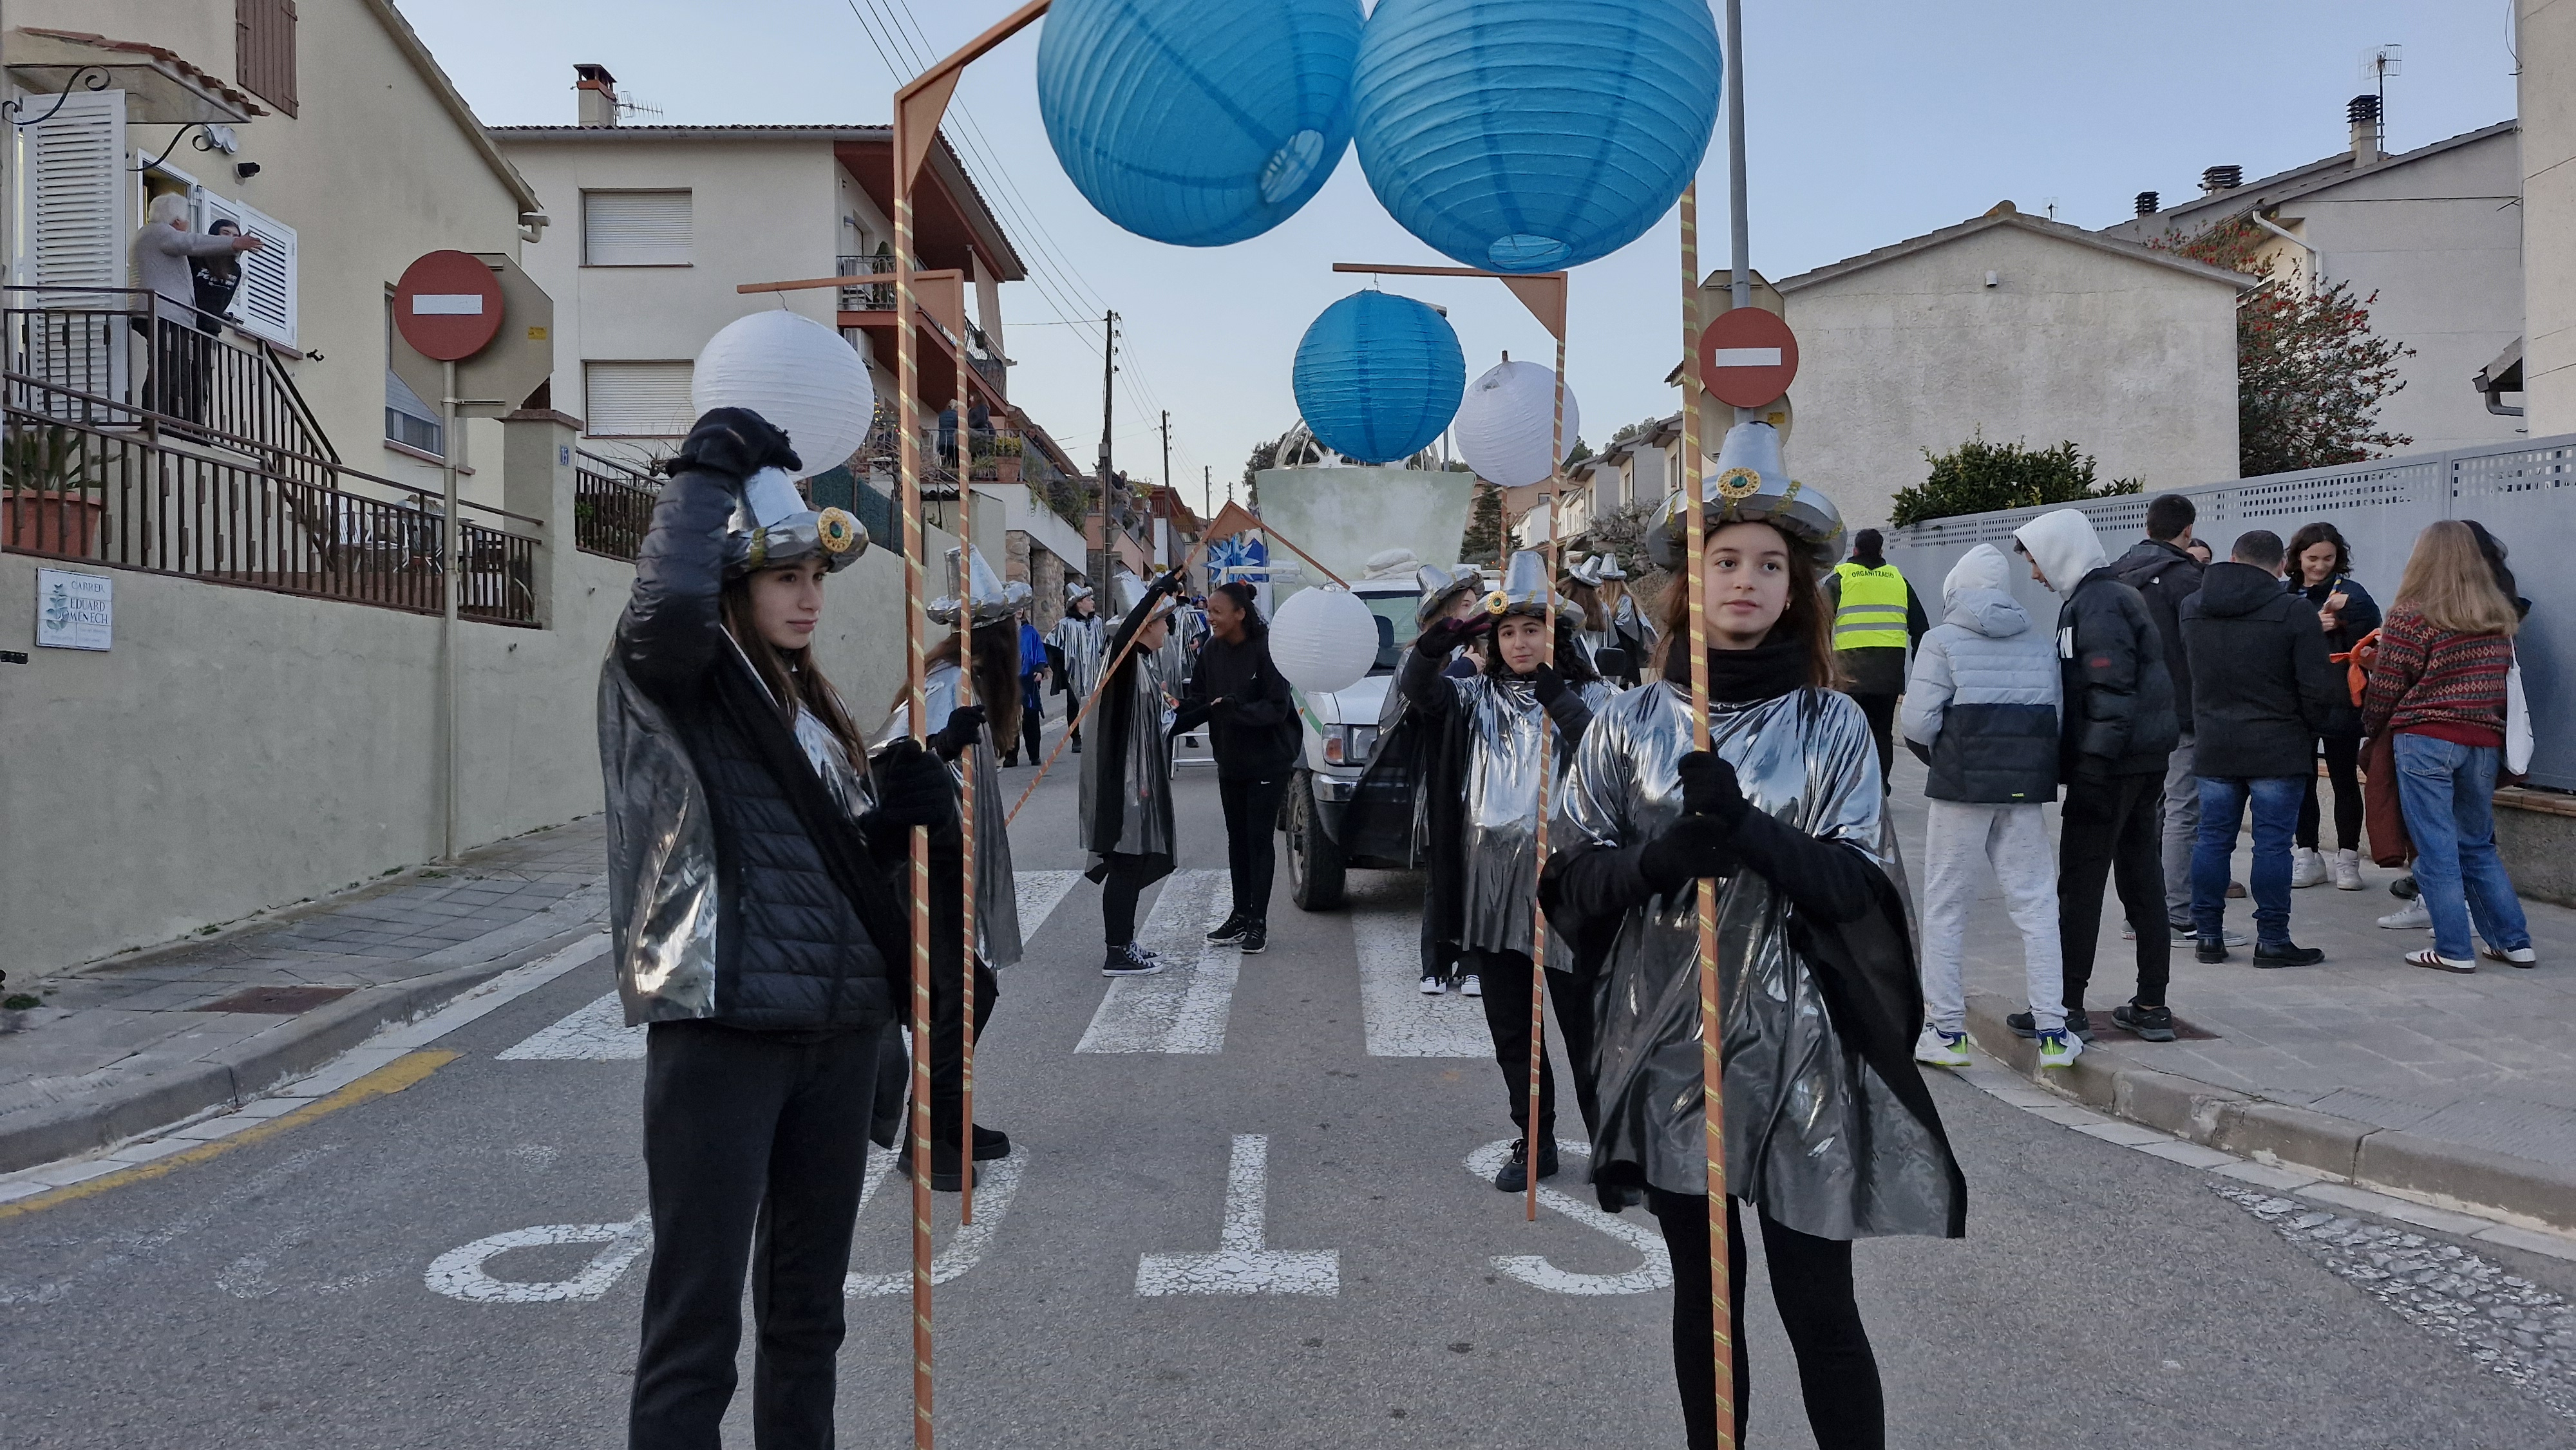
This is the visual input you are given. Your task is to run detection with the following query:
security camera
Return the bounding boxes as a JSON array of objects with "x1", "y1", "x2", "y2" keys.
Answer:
[{"x1": 234, "y1": 162, "x2": 261, "y2": 181}]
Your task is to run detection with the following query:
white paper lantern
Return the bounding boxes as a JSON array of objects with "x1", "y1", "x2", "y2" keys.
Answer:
[
  {"x1": 1453, "y1": 359, "x2": 1579, "y2": 487},
  {"x1": 692, "y1": 310, "x2": 876, "y2": 479},
  {"x1": 1270, "y1": 585, "x2": 1381, "y2": 693}
]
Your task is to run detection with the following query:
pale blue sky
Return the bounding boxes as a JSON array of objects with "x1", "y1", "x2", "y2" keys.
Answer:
[{"x1": 413, "y1": 1, "x2": 2520, "y2": 511}]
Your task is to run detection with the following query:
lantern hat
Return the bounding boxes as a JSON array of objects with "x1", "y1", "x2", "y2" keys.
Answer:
[
  {"x1": 1593, "y1": 553, "x2": 1629, "y2": 582},
  {"x1": 1481, "y1": 549, "x2": 1584, "y2": 629},
  {"x1": 1413, "y1": 563, "x2": 1483, "y2": 626},
  {"x1": 1065, "y1": 582, "x2": 1095, "y2": 605},
  {"x1": 723, "y1": 466, "x2": 868, "y2": 578},
  {"x1": 1111, "y1": 570, "x2": 1154, "y2": 616},
  {"x1": 1646, "y1": 420, "x2": 1844, "y2": 571},
  {"x1": 927, "y1": 545, "x2": 1028, "y2": 626}
]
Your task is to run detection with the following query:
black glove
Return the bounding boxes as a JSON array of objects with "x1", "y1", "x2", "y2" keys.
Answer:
[
  {"x1": 1150, "y1": 569, "x2": 1189, "y2": 599},
  {"x1": 1413, "y1": 614, "x2": 1485, "y2": 655},
  {"x1": 1530, "y1": 662, "x2": 1568, "y2": 707},
  {"x1": 1674, "y1": 749, "x2": 1747, "y2": 830},
  {"x1": 1638, "y1": 815, "x2": 1739, "y2": 896},
  {"x1": 928, "y1": 704, "x2": 987, "y2": 762},
  {"x1": 869, "y1": 737, "x2": 958, "y2": 829},
  {"x1": 674, "y1": 406, "x2": 802, "y2": 480}
]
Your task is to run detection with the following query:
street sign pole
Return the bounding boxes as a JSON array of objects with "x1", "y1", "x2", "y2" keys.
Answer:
[
  {"x1": 441, "y1": 358, "x2": 460, "y2": 862},
  {"x1": 1726, "y1": 0, "x2": 1754, "y2": 425}
]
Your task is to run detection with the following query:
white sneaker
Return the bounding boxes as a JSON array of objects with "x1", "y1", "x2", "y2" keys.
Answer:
[
  {"x1": 2481, "y1": 942, "x2": 2539, "y2": 967},
  {"x1": 1913, "y1": 1026, "x2": 1971, "y2": 1068},
  {"x1": 2329, "y1": 848, "x2": 2365, "y2": 890},
  {"x1": 1419, "y1": 973, "x2": 1447, "y2": 995},
  {"x1": 2036, "y1": 1030, "x2": 2083, "y2": 1069},
  {"x1": 1460, "y1": 974, "x2": 1483, "y2": 997},
  {"x1": 2290, "y1": 847, "x2": 2329, "y2": 889},
  {"x1": 2377, "y1": 899, "x2": 2432, "y2": 930}
]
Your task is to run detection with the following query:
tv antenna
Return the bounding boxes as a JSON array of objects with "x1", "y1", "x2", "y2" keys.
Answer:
[{"x1": 2363, "y1": 44, "x2": 2402, "y2": 146}]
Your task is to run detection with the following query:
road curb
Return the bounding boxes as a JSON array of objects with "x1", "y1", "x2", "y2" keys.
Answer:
[
  {"x1": 1961, "y1": 990, "x2": 2576, "y2": 1235},
  {"x1": 0, "y1": 892, "x2": 603, "y2": 1176}
]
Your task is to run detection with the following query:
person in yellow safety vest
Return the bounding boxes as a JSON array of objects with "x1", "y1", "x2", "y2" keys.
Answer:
[{"x1": 1822, "y1": 528, "x2": 1929, "y2": 780}]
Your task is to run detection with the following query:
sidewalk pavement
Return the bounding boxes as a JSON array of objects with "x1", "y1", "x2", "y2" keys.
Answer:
[
  {"x1": 0, "y1": 819, "x2": 608, "y2": 1175},
  {"x1": 1885, "y1": 754, "x2": 2576, "y2": 1234}
]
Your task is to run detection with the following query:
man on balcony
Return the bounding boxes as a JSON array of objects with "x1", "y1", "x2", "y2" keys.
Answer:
[{"x1": 131, "y1": 193, "x2": 261, "y2": 422}]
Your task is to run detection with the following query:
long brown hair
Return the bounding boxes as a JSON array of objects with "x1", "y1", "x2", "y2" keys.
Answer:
[
  {"x1": 902, "y1": 621, "x2": 1023, "y2": 747},
  {"x1": 2394, "y1": 520, "x2": 2519, "y2": 637},
  {"x1": 719, "y1": 574, "x2": 866, "y2": 751},
  {"x1": 1648, "y1": 520, "x2": 1839, "y2": 688}
]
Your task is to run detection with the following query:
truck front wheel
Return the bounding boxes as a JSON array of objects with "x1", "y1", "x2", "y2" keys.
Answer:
[{"x1": 1287, "y1": 770, "x2": 1347, "y2": 911}]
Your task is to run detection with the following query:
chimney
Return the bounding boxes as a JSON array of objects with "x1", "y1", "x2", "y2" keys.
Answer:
[
  {"x1": 2348, "y1": 93, "x2": 2382, "y2": 167},
  {"x1": 2134, "y1": 190, "x2": 2160, "y2": 216},
  {"x1": 575, "y1": 63, "x2": 620, "y2": 127},
  {"x1": 2200, "y1": 165, "x2": 2242, "y2": 194}
]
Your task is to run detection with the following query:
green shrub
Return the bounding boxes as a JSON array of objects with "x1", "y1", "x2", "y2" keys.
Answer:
[{"x1": 1889, "y1": 433, "x2": 2139, "y2": 529}]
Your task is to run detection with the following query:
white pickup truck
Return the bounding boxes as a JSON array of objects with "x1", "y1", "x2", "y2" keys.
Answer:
[{"x1": 1282, "y1": 576, "x2": 1433, "y2": 909}]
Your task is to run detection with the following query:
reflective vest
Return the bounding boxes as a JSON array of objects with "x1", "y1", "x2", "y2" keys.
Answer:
[{"x1": 1832, "y1": 563, "x2": 1910, "y2": 650}]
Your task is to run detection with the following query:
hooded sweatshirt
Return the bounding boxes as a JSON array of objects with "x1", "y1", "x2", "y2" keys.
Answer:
[
  {"x1": 1901, "y1": 543, "x2": 2061, "y2": 803},
  {"x1": 2181, "y1": 561, "x2": 2347, "y2": 777},
  {"x1": 2012, "y1": 509, "x2": 2178, "y2": 778}
]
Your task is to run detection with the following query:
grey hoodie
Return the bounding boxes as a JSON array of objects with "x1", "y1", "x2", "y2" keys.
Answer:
[{"x1": 1902, "y1": 543, "x2": 2061, "y2": 802}]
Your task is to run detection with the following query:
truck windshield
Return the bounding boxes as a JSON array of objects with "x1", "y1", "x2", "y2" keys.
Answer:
[{"x1": 1363, "y1": 593, "x2": 1417, "y2": 675}]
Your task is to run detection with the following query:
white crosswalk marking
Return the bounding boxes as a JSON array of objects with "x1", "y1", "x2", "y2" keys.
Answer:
[
  {"x1": 1013, "y1": 869, "x2": 1083, "y2": 939},
  {"x1": 1075, "y1": 870, "x2": 1238, "y2": 1054},
  {"x1": 1354, "y1": 906, "x2": 1490, "y2": 1057}
]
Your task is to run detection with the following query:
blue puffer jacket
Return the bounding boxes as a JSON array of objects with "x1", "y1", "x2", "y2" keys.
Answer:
[{"x1": 1901, "y1": 543, "x2": 2061, "y2": 804}]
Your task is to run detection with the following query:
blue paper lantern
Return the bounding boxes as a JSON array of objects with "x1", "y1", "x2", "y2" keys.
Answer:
[
  {"x1": 1350, "y1": 0, "x2": 1723, "y2": 272},
  {"x1": 1291, "y1": 291, "x2": 1464, "y2": 465},
  {"x1": 1037, "y1": 0, "x2": 1363, "y2": 247}
]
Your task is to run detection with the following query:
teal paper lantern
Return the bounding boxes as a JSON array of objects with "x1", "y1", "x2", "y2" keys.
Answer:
[
  {"x1": 1037, "y1": 0, "x2": 1363, "y2": 247},
  {"x1": 1291, "y1": 291, "x2": 1464, "y2": 465},
  {"x1": 1351, "y1": 0, "x2": 1723, "y2": 272}
]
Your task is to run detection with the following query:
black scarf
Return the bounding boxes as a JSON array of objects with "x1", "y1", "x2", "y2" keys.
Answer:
[{"x1": 1660, "y1": 636, "x2": 1812, "y2": 704}]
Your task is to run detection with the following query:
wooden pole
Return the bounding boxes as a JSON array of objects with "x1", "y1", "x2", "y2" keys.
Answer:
[
  {"x1": 1523, "y1": 334, "x2": 1567, "y2": 1223},
  {"x1": 891, "y1": 99, "x2": 936, "y2": 1450},
  {"x1": 1680, "y1": 179, "x2": 1737, "y2": 1450},
  {"x1": 953, "y1": 399, "x2": 979, "y2": 1227}
]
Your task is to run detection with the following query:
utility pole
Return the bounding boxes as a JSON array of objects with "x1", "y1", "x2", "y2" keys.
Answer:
[
  {"x1": 1203, "y1": 464, "x2": 1213, "y2": 520},
  {"x1": 1090, "y1": 309, "x2": 1116, "y2": 590},
  {"x1": 1160, "y1": 409, "x2": 1172, "y2": 498}
]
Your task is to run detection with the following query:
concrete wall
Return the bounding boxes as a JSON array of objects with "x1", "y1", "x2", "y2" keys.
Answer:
[
  {"x1": 2526, "y1": 0, "x2": 2576, "y2": 435},
  {"x1": 15, "y1": 0, "x2": 538, "y2": 500},
  {"x1": 1781, "y1": 225, "x2": 2242, "y2": 532}
]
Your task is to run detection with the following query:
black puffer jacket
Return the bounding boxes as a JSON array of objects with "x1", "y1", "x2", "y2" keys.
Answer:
[
  {"x1": 2109, "y1": 538, "x2": 2202, "y2": 731},
  {"x1": 2181, "y1": 562, "x2": 2349, "y2": 778},
  {"x1": 2054, "y1": 568, "x2": 2181, "y2": 779},
  {"x1": 1175, "y1": 631, "x2": 1298, "y2": 780},
  {"x1": 612, "y1": 458, "x2": 917, "y2": 1032}
]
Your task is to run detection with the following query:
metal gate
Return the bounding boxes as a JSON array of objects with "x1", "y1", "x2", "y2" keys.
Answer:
[{"x1": 1887, "y1": 433, "x2": 2576, "y2": 790}]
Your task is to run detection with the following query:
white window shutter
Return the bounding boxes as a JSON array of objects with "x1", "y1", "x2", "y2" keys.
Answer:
[
  {"x1": 584, "y1": 361, "x2": 696, "y2": 437},
  {"x1": 225, "y1": 200, "x2": 297, "y2": 347},
  {"x1": 22, "y1": 86, "x2": 128, "y2": 293},
  {"x1": 583, "y1": 191, "x2": 692, "y2": 266}
]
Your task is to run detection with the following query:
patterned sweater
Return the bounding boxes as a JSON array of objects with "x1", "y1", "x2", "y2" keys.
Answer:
[{"x1": 2359, "y1": 608, "x2": 2511, "y2": 748}]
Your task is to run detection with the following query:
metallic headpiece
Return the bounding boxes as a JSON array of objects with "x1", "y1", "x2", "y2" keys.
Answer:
[
  {"x1": 1645, "y1": 421, "x2": 1844, "y2": 570},
  {"x1": 1413, "y1": 563, "x2": 1482, "y2": 626},
  {"x1": 1065, "y1": 582, "x2": 1095, "y2": 605},
  {"x1": 723, "y1": 467, "x2": 867, "y2": 577},
  {"x1": 926, "y1": 545, "x2": 1030, "y2": 626},
  {"x1": 1479, "y1": 549, "x2": 1586, "y2": 629}
]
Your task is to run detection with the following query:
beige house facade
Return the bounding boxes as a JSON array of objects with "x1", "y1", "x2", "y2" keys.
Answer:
[{"x1": 2523, "y1": 0, "x2": 2576, "y2": 435}]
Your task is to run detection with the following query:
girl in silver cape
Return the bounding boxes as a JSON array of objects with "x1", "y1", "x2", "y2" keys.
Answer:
[{"x1": 1081, "y1": 570, "x2": 1188, "y2": 975}]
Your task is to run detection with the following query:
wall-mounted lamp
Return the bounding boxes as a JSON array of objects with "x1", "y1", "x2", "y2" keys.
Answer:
[{"x1": 234, "y1": 162, "x2": 261, "y2": 181}]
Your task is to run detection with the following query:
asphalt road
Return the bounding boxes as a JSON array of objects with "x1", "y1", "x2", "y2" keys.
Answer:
[{"x1": 3, "y1": 750, "x2": 2571, "y2": 1449}]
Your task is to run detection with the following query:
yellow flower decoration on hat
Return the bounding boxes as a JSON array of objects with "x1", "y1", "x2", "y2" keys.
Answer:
[
  {"x1": 1482, "y1": 588, "x2": 1510, "y2": 616},
  {"x1": 817, "y1": 507, "x2": 859, "y2": 555},
  {"x1": 1714, "y1": 466, "x2": 1762, "y2": 500}
]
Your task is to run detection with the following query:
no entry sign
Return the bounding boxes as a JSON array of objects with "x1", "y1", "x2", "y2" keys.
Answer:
[
  {"x1": 394, "y1": 250, "x2": 504, "y2": 362},
  {"x1": 1696, "y1": 307, "x2": 1799, "y2": 409}
]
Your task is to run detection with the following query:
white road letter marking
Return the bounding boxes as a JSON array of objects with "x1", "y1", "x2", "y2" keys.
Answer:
[
  {"x1": 1464, "y1": 1138, "x2": 1672, "y2": 1295},
  {"x1": 844, "y1": 1147, "x2": 1029, "y2": 1297},
  {"x1": 1355, "y1": 907, "x2": 1488, "y2": 1057},
  {"x1": 1136, "y1": 1134, "x2": 1338, "y2": 1297},
  {"x1": 425, "y1": 1213, "x2": 652, "y2": 1303},
  {"x1": 496, "y1": 992, "x2": 643, "y2": 1060},
  {"x1": 1076, "y1": 870, "x2": 1240, "y2": 1053}
]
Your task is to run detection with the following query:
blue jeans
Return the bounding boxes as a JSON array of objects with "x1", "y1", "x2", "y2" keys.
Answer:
[
  {"x1": 2193, "y1": 777, "x2": 2303, "y2": 948},
  {"x1": 2393, "y1": 733, "x2": 2532, "y2": 961}
]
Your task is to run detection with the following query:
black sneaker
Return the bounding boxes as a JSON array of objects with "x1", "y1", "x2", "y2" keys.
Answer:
[
  {"x1": 891, "y1": 1145, "x2": 980, "y2": 1193},
  {"x1": 1204, "y1": 913, "x2": 1251, "y2": 945},
  {"x1": 2391, "y1": 874, "x2": 2418, "y2": 901},
  {"x1": 2010, "y1": 1008, "x2": 2092, "y2": 1040},
  {"x1": 2197, "y1": 938, "x2": 2231, "y2": 964},
  {"x1": 2252, "y1": 941, "x2": 2325, "y2": 968},
  {"x1": 1491, "y1": 1136, "x2": 1560, "y2": 1192},
  {"x1": 1102, "y1": 943, "x2": 1167, "y2": 977},
  {"x1": 2007, "y1": 1010, "x2": 2040, "y2": 1039},
  {"x1": 1238, "y1": 923, "x2": 1267, "y2": 955},
  {"x1": 972, "y1": 1124, "x2": 1010, "y2": 1161},
  {"x1": 2112, "y1": 1001, "x2": 2176, "y2": 1042}
]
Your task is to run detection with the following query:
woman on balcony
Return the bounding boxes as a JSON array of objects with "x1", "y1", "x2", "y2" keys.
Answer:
[{"x1": 130, "y1": 193, "x2": 260, "y2": 422}]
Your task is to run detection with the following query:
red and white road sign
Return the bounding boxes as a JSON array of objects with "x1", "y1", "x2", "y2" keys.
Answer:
[
  {"x1": 393, "y1": 250, "x2": 504, "y2": 362},
  {"x1": 1696, "y1": 306, "x2": 1799, "y2": 409}
]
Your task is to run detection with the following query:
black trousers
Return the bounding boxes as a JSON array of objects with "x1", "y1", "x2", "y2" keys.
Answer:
[
  {"x1": 1215, "y1": 773, "x2": 1289, "y2": 924},
  {"x1": 1649, "y1": 1191, "x2": 1884, "y2": 1450},
  {"x1": 1848, "y1": 691, "x2": 1899, "y2": 782},
  {"x1": 1467, "y1": 950, "x2": 1598, "y2": 1140},
  {"x1": 911, "y1": 958, "x2": 999, "y2": 1154},
  {"x1": 2296, "y1": 734, "x2": 2363, "y2": 851},
  {"x1": 1018, "y1": 679, "x2": 1045, "y2": 764},
  {"x1": 2058, "y1": 769, "x2": 2171, "y2": 1013},
  {"x1": 632, "y1": 1021, "x2": 882, "y2": 1450},
  {"x1": 1420, "y1": 903, "x2": 1457, "y2": 981},
  {"x1": 1099, "y1": 851, "x2": 1162, "y2": 946}
]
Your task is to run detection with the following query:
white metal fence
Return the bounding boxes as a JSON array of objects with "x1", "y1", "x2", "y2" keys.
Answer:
[{"x1": 1888, "y1": 433, "x2": 2576, "y2": 791}]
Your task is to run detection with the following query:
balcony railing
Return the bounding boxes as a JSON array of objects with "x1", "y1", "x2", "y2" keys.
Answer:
[
  {"x1": 3, "y1": 371, "x2": 539, "y2": 625},
  {"x1": 574, "y1": 449, "x2": 659, "y2": 561},
  {"x1": 835, "y1": 258, "x2": 1008, "y2": 395}
]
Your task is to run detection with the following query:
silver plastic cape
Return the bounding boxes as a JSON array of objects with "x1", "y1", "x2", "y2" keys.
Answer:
[
  {"x1": 598, "y1": 645, "x2": 880, "y2": 1025},
  {"x1": 1049, "y1": 612, "x2": 1107, "y2": 706},
  {"x1": 1445, "y1": 673, "x2": 1616, "y2": 958},
  {"x1": 1079, "y1": 639, "x2": 1175, "y2": 860},
  {"x1": 1558, "y1": 681, "x2": 1957, "y2": 1239},
  {"x1": 878, "y1": 661, "x2": 1023, "y2": 968}
]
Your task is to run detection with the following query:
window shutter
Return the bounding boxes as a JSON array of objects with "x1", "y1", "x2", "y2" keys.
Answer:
[
  {"x1": 585, "y1": 361, "x2": 697, "y2": 437},
  {"x1": 23, "y1": 87, "x2": 129, "y2": 292},
  {"x1": 236, "y1": 0, "x2": 299, "y2": 118},
  {"x1": 223, "y1": 200, "x2": 297, "y2": 347},
  {"x1": 583, "y1": 191, "x2": 693, "y2": 266}
]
